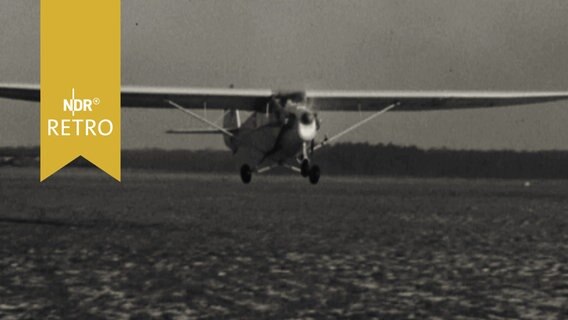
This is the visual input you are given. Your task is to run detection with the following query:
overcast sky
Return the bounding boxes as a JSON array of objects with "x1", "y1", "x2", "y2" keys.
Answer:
[{"x1": 1, "y1": 0, "x2": 567, "y2": 150}]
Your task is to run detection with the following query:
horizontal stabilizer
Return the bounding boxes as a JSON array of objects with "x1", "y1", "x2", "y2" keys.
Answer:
[{"x1": 166, "y1": 128, "x2": 229, "y2": 134}]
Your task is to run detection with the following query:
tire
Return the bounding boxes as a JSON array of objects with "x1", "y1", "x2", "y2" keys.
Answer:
[
  {"x1": 301, "y1": 159, "x2": 310, "y2": 177},
  {"x1": 309, "y1": 165, "x2": 320, "y2": 185},
  {"x1": 240, "y1": 164, "x2": 252, "y2": 184}
]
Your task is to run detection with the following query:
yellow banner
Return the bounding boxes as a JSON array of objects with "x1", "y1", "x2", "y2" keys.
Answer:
[{"x1": 40, "y1": 0, "x2": 121, "y2": 181}]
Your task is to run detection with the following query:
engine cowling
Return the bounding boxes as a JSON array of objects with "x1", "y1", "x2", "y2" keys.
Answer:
[{"x1": 298, "y1": 112, "x2": 318, "y2": 141}]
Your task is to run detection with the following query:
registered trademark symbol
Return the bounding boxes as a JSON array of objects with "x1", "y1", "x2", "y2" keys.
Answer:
[{"x1": 93, "y1": 98, "x2": 101, "y2": 105}]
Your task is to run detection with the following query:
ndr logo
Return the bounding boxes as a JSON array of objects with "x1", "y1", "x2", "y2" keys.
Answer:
[
  {"x1": 48, "y1": 88, "x2": 112, "y2": 137},
  {"x1": 63, "y1": 88, "x2": 100, "y2": 116}
]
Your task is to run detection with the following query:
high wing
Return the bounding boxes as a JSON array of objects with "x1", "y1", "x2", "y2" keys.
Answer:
[
  {"x1": 121, "y1": 86, "x2": 272, "y2": 111},
  {"x1": 1, "y1": 84, "x2": 568, "y2": 111},
  {"x1": 0, "y1": 84, "x2": 273, "y2": 111},
  {"x1": 306, "y1": 90, "x2": 568, "y2": 111},
  {"x1": 0, "y1": 84, "x2": 40, "y2": 102}
]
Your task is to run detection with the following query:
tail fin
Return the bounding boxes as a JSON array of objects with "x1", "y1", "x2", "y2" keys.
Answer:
[
  {"x1": 223, "y1": 109, "x2": 240, "y2": 152},
  {"x1": 223, "y1": 109, "x2": 241, "y2": 130}
]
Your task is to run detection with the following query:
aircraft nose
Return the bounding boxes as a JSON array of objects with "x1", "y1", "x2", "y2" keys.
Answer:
[{"x1": 300, "y1": 112, "x2": 315, "y2": 125}]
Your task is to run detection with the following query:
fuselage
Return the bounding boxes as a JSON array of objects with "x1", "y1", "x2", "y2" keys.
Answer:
[{"x1": 224, "y1": 97, "x2": 319, "y2": 164}]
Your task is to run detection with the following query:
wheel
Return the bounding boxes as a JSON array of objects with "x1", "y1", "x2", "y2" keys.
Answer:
[
  {"x1": 301, "y1": 159, "x2": 310, "y2": 177},
  {"x1": 309, "y1": 165, "x2": 320, "y2": 185},
  {"x1": 240, "y1": 164, "x2": 252, "y2": 184}
]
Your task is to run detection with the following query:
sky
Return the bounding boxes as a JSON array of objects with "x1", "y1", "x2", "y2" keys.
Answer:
[{"x1": 0, "y1": 0, "x2": 567, "y2": 150}]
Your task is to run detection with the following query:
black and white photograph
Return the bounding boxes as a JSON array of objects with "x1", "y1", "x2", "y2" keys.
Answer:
[{"x1": 0, "y1": 1, "x2": 567, "y2": 319}]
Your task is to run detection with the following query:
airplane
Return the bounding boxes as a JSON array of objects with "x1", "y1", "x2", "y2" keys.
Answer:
[{"x1": 1, "y1": 84, "x2": 568, "y2": 184}]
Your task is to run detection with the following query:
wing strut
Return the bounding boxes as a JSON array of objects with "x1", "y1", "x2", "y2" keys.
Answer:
[
  {"x1": 314, "y1": 102, "x2": 399, "y2": 151},
  {"x1": 166, "y1": 100, "x2": 234, "y2": 137}
]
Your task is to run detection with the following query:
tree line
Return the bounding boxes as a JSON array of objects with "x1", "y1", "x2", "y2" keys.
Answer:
[{"x1": 2, "y1": 144, "x2": 568, "y2": 179}]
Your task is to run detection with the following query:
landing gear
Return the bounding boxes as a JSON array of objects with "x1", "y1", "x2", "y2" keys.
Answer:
[
  {"x1": 301, "y1": 159, "x2": 310, "y2": 177},
  {"x1": 300, "y1": 159, "x2": 320, "y2": 184},
  {"x1": 300, "y1": 141, "x2": 320, "y2": 184},
  {"x1": 308, "y1": 165, "x2": 320, "y2": 185},
  {"x1": 240, "y1": 161, "x2": 320, "y2": 185},
  {"x1": 240, "y1": 164, "x2": 252, "y2": 184}
]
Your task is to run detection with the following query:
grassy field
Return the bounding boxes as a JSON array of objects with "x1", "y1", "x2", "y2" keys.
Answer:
[{"x1": 0, "y1": 168, "x2": 567, "y2": 319}]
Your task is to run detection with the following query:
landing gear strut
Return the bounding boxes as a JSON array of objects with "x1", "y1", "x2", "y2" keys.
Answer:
[{"x1": 240, "y1": 164, "x2": 252, "y2": 184}]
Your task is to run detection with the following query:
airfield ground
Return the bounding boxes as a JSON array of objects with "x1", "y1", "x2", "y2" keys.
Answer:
[{"x1": 0, "y1": 168, "x2": 566, "y2": 319}]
